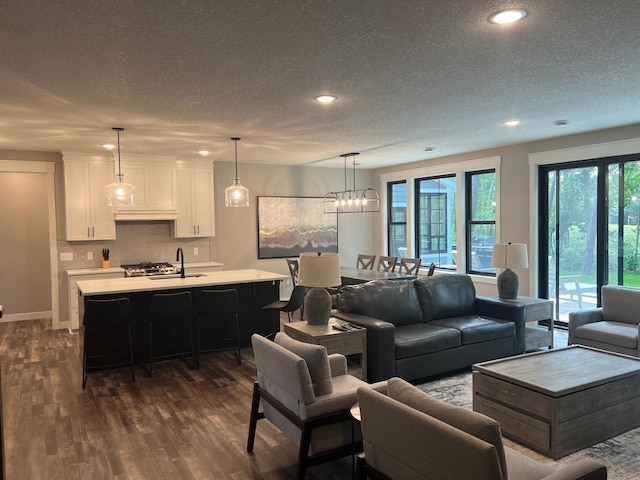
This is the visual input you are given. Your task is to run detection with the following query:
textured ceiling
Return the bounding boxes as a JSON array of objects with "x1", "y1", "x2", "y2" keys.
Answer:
[{"x1": 1, "y1": 0, "x2": 640, "y2": 168}]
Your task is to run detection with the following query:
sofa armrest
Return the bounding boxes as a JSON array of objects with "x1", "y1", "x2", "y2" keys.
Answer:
[
  {"x1": 333, "y1": 311, "x2": 397, "y2": 382},
  {"x1": 541, "y1": 458, "x2": 607, "y2": 480},
  {"x1": 475, "y1": 296, "x2": 527, "y2": 353},
  {"x1": 568, "y1": 308, "x2": 603, "y2": 345}
]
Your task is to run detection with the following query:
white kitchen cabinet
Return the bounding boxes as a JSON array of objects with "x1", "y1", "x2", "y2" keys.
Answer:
[
  {"x1": 63, "y1": 158, "x2": 116, "y2": 241},
  {"x1": 114, "y1": 160, "x2": 177, "y2": 220},
  {"x1": 175, "y1": 164, "x2": 216, "y2": 237}
]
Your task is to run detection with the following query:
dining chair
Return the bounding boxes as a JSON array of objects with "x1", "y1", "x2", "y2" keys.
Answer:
[
  {"x1": 195, "y1": 289, "x2": 241, "y2": 368},
  {"x1": 399, "y1": 257, "x2": 422, "y2": 275},
  {"x1": 82, "y1": 297, "x2": 135, "y2": 389},
  {"x1": 356, "y1": 254, "x2": 376, "y2": 270},
  {"x1": 377, "y1": 256, "x2": 398, "y2": 272},
  {"x1": 286, "y1": 258, "x2": 299, "y2": 285},
  {"x1": 427, "y1": 262, "x2": 436, "y2": 276}
]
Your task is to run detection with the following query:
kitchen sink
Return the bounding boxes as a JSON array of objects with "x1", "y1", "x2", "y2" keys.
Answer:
[{"x1": 147, "y1": 273, "x2": 207, "y2": 280}]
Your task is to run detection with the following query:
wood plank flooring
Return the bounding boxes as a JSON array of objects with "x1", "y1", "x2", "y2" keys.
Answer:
[{"x1": 0, "y1": 317, "x2": 353, "y2": 479}]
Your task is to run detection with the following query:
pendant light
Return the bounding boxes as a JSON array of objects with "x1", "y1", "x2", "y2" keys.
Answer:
[
  {"x1": 323, "y1": 152, "x2": 380, "y2": 213},
  {"x1": 225, "y1": 137, "x2": 249, "y2": 207},
  {"x1": 106, "y1": 127, "x2": 135, "y2": 206}
]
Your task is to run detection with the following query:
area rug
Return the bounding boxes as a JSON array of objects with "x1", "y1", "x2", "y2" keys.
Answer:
[{"x1": 417, "y1": 371, "x2": 640, "y2": 480}]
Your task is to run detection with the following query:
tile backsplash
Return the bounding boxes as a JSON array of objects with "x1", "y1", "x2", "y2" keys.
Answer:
[{"x1": 57, "y1": 221, "x2": 212, "y2": 269}]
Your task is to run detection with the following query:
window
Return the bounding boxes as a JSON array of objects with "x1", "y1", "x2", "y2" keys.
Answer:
[
  {"x1": 415, "y1": 175, "x2": 456, "y2": 268},
  {"x1": 387, "y1": 181, "x2": 407, "y2": 259},
  {"x1": 465, "y1": 170, "x2": 496, "y2": 275},
  {"x1": 381, "y1": 155, "x2": 500, "y2": 276}
]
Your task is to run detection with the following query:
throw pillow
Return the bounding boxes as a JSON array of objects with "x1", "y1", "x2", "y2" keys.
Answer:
[
  {"x1": 388, "y1": 377, "x2": 509, "y2": 480},
  {"x1": 274, "y1": 332, "x2": 333, "y2": 396}
]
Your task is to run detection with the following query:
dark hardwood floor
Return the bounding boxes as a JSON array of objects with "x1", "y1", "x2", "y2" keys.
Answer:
[{"x1": 0, "y1": 316, "x2": 354, "y2": 479}]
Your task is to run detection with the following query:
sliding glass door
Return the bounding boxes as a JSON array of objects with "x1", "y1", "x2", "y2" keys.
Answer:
[{"x1": 540, "y1": 155, "x2": 640, "y2": 323}]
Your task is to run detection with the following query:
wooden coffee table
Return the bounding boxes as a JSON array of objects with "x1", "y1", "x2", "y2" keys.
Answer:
[
  {"x1": 472, "y1": 345, "x2": 640, "y2": 459},
  {"x1": 283, "y1": 318, "x2": 367, "y2": 380}
]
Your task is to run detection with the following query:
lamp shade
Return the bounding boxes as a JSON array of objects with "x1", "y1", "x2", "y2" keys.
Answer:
[
  {"x1": 492, "y1": 243, "x2": 529, "y2": 270},
  {"x1": 298, "y1": 252, "x2": 341, "y2": 288}
]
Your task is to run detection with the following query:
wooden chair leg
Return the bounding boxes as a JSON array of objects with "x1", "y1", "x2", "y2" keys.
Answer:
[
  {"x1": 297, "y1": 421, "x2": 313, "y2": 480},
  {"x1": 247, "y1": 382, "x2": 262, "y2": 452}
]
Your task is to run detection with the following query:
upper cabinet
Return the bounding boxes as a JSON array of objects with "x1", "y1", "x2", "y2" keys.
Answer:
[
  {"x1": 114, "y1": 157, "x2": 177, "y2": 221},
  {"x1": 63, "y1": 156, "x2": 116, "y2": 241},
  {"x1": 175, "y1": 162, "x2": 216, "y2": 238}
]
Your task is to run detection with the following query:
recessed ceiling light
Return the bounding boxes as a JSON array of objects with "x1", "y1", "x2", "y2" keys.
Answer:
[
  {"x1": 315, "y1": 95, "x2": 337, "y2": 103},
  {"x1": 504, "y1": 120, "x2": 520, "y2": 127},
  {"x1": 553, "y1": 120, "x2": 569, "y2": 127},
  {"x1": 488, "y1": 9, "x2": 527, "y2": 24},
  {"x1": 423, "y1": 146, "x2": 435, "y2": 152},
  {"x1": 198, "y1": 150, "x2": 210, "y2": 156},
  {"x1": 102, "y1": 143, "x2": 115, "y2": 150}
]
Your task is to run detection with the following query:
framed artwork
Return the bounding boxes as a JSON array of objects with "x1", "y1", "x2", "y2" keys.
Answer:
[{"x1": 257, "y1": 196, "x2": 338, "y2": 259}]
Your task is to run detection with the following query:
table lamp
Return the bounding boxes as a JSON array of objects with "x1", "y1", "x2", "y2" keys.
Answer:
[
  {"x1": 492, "y1": 243, "x2": 528, "y2": 299},
  {"x1": 298, "y1": 252, "x2": 341, "y2": 325}
]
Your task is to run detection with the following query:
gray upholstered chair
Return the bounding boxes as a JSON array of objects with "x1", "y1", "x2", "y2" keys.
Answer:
[
  {"x1": 356, "y1": 378, "x2": 607, "y2": 480},
  {"x1": 247, "y1": 332, "x2": 386, "y2": 480},
  {"x1": 569, "y1": 285, "x2": 639, "y2": 356}
]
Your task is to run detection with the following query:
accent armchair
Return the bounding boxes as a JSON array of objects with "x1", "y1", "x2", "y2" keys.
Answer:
[
  {"x1": 248, "y1": 332, "x2": 386, "y2": 480},
  {"x1": 356, "y1": 377, "x2": 607, "y2": 480},
  {"x1": 569, "y1": 285, "x2": 639, "y2": 357}
]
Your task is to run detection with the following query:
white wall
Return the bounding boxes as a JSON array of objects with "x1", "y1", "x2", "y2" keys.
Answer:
[{"x1": 212, "y1": 162, "x2": 377, "y2": 286}]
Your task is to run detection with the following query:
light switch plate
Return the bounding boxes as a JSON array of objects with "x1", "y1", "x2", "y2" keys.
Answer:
[
  {"x1": 87, "y1": 252, "x2": 93, "y2": 260},
  {"x1": 193, "y1": 247, "x2": 199, "y2": 255},
  {"x1": 61, "y1": 252, "x2": 73, "y2": 261}
]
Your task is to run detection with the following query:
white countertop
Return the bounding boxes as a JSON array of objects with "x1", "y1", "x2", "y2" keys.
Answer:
[
  {"x1": 76, "y1": 269, "x2": 288, "y2": 296},
  {"x1": 66, "y1": 261, "x2": 223, "y2": 277}
]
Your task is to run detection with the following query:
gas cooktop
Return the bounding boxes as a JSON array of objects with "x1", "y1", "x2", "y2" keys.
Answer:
[{"x1": 121, "y1": 262, "x2": 177, "y2": 277}]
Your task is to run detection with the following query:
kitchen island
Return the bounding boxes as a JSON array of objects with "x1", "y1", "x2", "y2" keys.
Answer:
[{"x1": 76, "y1": 269, "x2": 288, "y2": 367}]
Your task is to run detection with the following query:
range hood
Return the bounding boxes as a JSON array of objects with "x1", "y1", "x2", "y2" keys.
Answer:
[{"x1": 114, "y1": 206, "x2": 178, "y2": 221}]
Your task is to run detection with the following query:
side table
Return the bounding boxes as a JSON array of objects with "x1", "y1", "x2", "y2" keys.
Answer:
[
  {"x1": 493, "y1": 296, "x2": 554, "y2": 351},
  {"x1": 283, "y1": 318, "x2": 367, "y2": 380}
]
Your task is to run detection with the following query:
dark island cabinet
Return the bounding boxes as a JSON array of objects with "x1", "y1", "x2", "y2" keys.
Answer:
[{"x1": 81, "y1": 278, "x2": 283, "y2": 367}]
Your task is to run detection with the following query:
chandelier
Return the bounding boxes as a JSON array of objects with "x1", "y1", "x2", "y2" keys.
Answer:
[
  {"x1": 324, "y1": 152, "x2": 380, "y2": 213},
  {"x1": 106, "y1": 127, "x2": 135, "y2": 206}
]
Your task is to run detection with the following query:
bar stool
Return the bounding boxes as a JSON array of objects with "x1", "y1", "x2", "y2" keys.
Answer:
[
  {"x1": 82, "y1": 297, "x2": 135, "y2": 389},
  {"x1": 195, "y1": 289, "x2": 242, "y2": 367},
  {"x1": 144, "y1": 291, "x2": 195, "y2": 376},
  {"x1": 261, "y1": 285, "x2": 306, "y2": 324}
]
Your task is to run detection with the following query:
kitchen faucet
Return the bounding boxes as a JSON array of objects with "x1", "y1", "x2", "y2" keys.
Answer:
[{"x1": 176, "y1": 247, "x2": 185, "y2": 278}]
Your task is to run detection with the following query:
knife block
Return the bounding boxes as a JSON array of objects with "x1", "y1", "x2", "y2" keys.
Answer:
[{"x1": 102, "y1": 260, "x2": 110, "y2": 269}]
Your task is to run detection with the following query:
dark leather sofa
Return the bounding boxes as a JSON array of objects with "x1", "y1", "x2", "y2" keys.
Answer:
[{"x1": 333, "y1": 274, "x2": 526, "y2": 382}]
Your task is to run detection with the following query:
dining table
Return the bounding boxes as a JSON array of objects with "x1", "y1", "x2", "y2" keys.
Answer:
[{"x1": 340, "y1": 266, "x2": 416, "y2": 285}]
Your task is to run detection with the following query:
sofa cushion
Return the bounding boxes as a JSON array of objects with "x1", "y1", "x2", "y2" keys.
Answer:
[
  {"x1": 574, "y1": 321, "x2": 638, "y2": 350},
  {"x1": 274, "y1": 332, "x2": 333, "y2": 396},
  {"x1": 431, "y1": 316, "x2": 515, "y2": 346},
  {"x1": 387, "y1": 377, "x2": 509, "y2": 480},
  {"x1": 602, "y1": 285, "x2": 640, "y2": 325},
  {"x1": 414, "y1": 274, "x2": 476, "y2": 322},
  {"x1": 338, "y1": 279, "x2": 423, "y2": 326},
  {"x1": 394, "y1": 324, "x2": 461, "y2": 359}
]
